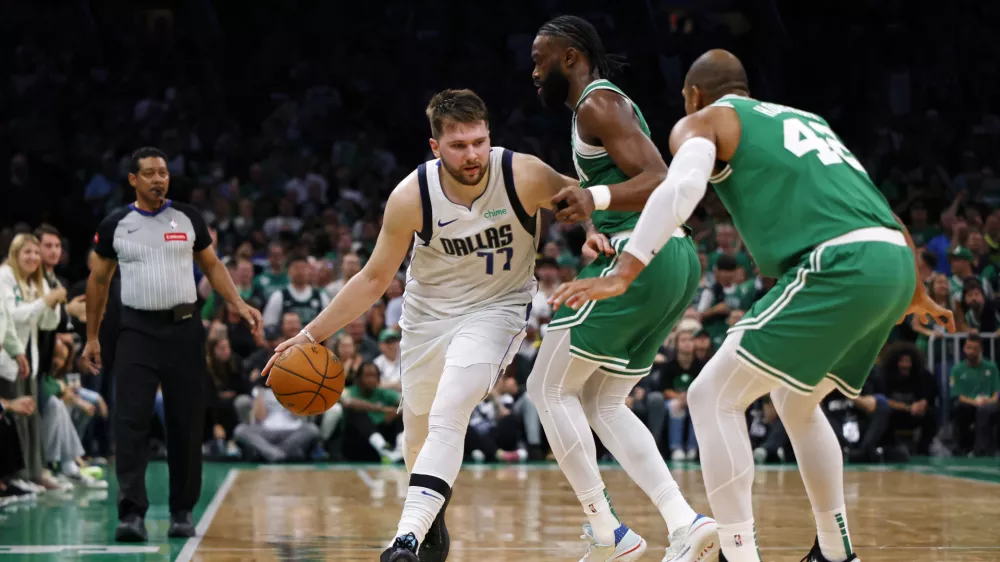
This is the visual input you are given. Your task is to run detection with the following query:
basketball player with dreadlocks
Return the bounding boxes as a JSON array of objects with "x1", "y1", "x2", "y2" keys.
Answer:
[{"x1": 526, "y1": 15, "x2": 719, "y2": 562}]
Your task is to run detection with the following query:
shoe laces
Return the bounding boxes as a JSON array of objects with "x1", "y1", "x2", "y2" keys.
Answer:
[
  {"x1": 392, "y1": 532, "x2": 418, "y2": 552},
  {"x1": 579, "y1": 525, "x2": 613, "y2": 559},
  {"x1": 664, "y1": 524, "x2": 689, "y2": 558}
]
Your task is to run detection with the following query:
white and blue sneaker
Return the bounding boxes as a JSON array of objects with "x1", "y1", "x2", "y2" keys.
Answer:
[
  {"x1": 663, "y1": 514, "x2": 720, "y2": 562},
  {"x1": 579, "y1": 523, "x2": 647, "y2": 561}
]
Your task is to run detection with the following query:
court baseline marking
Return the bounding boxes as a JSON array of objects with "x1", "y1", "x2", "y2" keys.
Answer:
[{"x1": 175, "y1": 468, "x2": 240, "y2": 562}]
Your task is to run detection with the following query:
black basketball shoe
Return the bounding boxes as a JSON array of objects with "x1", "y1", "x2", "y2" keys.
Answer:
[
  {"x1": 381, "y1": 533, "x2": 420, "y2": 562},
  {"x1": 418, "y1": 509, "x2": 450, "y2": 562},
  {"x1": 801, "y1": 537, "x2": 860, "y2": 562}
]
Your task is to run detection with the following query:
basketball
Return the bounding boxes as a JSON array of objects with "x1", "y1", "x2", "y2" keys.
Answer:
[{"x1": 268, "y1": 343, "x2": 345, "y2": 416}]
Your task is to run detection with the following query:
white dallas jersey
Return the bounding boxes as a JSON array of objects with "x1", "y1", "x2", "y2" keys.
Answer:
[{"x1": 403, "y1": 147, "x2": 540, "y2": 320}]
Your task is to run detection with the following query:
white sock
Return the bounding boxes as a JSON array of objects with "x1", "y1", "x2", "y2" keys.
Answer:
[
  {"x1": 369, "y1": 432, "x2": 389, "y2": 452},
  {"x1": 815, "y1": 507, "x2": 852, "y2": 561},
  {"x1": 662, "y1": 494, "x2": 698, "y2": 535},
  {"x1": 580, "y1": 487, "x2": 620, "y2": 545},
  {"x1": 395, "y1": 485, "x2": 445, "y2": 544},
  {"x1": 579, "y1": 371, "x2": 698, "y2": 535},
  {"x1": 718, "y1": 519, "x2": 761, "y2": 562}
]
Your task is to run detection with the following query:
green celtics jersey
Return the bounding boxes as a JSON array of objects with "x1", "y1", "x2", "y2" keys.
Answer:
[
  {"x1": 708, "y1": 95, "x2": 899, "y2": 278},
  {"x1": 571, "y1": 79, "x2": 649, "y2": 235}
]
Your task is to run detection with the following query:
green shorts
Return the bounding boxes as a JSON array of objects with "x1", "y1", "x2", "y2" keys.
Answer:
[
  {"x1": 729, "y1": 238, "x2": 916, "y2": 398},
  {"x1": 548, "y1": 234, "x2": 700, "y2": 376}
]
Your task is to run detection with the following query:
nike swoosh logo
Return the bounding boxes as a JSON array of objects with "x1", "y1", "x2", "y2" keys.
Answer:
[
  {"x1": 421, "y1": 490, "x2": 443, "y2": 500},
  {"x1": 127, "y1": 228, "x2": 140, "y2": 234},
  {"x1": 437, "y1": 219, "x2": 458, "y2": 227}
]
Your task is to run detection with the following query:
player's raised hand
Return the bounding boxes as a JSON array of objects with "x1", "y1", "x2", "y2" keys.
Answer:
[
  {"x1": 549, "y1": 276, "x2": 630, "y2": 311},
  {"x1": 900, "y1": 290, "x2": 956, "y2": 333},
  {"x1": 552, "y1": 186, "x2": 595, "y2": 223},
  {"x1": 582, "y1": 232, "x2": 616, "y2": 262}
]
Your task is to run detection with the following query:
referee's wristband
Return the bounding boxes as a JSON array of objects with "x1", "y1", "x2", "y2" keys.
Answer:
[
  {"x1": 299, "y1": 329, "x2": 317, "y2": 344},
  {"x1": 587, "y1": 185, "x2": 611, "y2": 210}
]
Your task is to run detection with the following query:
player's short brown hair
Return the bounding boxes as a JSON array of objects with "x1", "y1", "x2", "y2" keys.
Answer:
[{"x1": 425, "y1": 89, "x2": 489, "y2": 139}]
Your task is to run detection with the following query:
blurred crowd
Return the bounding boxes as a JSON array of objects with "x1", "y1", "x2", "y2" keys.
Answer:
[{"x1": 1, "y1": 0, "x2": 999, "y2": 510}]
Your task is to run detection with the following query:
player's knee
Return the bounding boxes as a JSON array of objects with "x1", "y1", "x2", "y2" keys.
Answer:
[
  {"x1": 686, "y1": 373, "x2": 713, "y2": 423},
  {"x1": 526, "y1": 371, "x2": 547, "y2": 407}
]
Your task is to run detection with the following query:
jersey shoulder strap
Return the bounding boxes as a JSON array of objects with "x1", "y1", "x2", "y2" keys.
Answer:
[
  {"x1": 416, "y1": 163, "x2": 433, "y2": 245},
  {"x1": 499, "y1": 149, "x2": 535, "y2": 236}
]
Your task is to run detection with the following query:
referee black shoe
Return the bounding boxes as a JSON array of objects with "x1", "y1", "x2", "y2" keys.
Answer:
[
  {"x1": 168, "y1": 511, "x2": 196, "y2": 538},
  {"x1": 418, "y1": 510, "x2": 450, "y2": 562},
  {"x1": 380, "y1": 533, "x2": 419, "y2": 562},
  {"x1": 115, "y1": 515, "x2": 148, "y2": 542}
]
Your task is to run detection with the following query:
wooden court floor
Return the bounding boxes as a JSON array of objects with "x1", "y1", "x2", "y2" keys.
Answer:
[{"x1": 1, "y1": 461, "x2": 998, "y2": 561}]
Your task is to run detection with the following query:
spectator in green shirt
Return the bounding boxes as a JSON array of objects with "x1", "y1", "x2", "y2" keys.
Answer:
[
  {"x1": 706, "y1": 223, "x2": 753, "y2": 278},
  {"x1": 947, "y1": 246, "x2": 976, "y2": 302},
  {"x1": 696, "y1": 255, "x2": 755, "y2": 346},
  {"x1": 950, "y1": 334, "x2": 1000, "y2": 455},
  {"x1": 341, "y1": 362, "x2": 403, "y2": 463},
  {"x1": 253, "y1": 242, "x2": 289, "y2": 300},
  {"x1": 906, "y1": 200, "x2": 940, "y2": 248}
]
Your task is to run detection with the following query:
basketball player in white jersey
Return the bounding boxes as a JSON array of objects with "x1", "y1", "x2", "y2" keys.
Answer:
[{"x1": 263, "y1": 89, "x2": 577, "y2": 562}]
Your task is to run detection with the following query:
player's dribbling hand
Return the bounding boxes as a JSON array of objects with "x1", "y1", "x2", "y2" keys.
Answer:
[
  {"x1": 549, "y1": 276, "x2": 630, "y2": 311},
  {"x1": 261, "y1": 332, "x2": 311, "y2": 385},
  {"x1": 82, "y1": 340, "x2": 102, "y2": 373},
  {"x1": 582, "y1": 232, "x2": 616, "y2": 262},
  {"x1": 901, "y1": 290, "x2": 957, "y2": 333},
  {"x1": 552, "y1": 186, "x2": 595, "y2": 223}
]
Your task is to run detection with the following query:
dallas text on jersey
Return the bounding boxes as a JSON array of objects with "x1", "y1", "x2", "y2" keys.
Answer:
[{"x1": 439, "y1": 224, "x2": 514, "y2": 257}]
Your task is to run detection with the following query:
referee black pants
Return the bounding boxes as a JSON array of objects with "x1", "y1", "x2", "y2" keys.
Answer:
[{"x1": 114, "y1": 307, "x2": 207, "y2": 520}]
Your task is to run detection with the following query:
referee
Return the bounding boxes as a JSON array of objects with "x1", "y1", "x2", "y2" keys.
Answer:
[{"x1": 82, "y1": 147, "x2": 262, "y2": 542}]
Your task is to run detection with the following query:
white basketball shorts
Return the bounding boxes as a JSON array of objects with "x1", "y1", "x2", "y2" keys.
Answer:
[{"x1": 398, "y1": 303, "x2": 529, "y2": 416}]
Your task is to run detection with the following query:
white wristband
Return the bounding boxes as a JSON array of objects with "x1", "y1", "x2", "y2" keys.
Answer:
[
  {"x1": 299, "y1": 329, "x2": 317, "y2": 344},
  {"x1": 587, "y1": 185, "x2": 611, "y2": 211}
]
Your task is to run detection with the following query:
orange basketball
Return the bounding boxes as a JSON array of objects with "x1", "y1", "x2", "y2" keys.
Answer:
[{"x1": 268, "y1": 343, "x2": 345, "y2": 416}]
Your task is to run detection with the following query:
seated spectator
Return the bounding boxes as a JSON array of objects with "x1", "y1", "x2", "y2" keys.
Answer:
[
  {"x1": 880, "y1": 344, "x2": 939, "y2": 455},
  {"x1": 695, "y1": 255, "x2": 754, "y2": 348},
  {"x1": 374, "y1": 329, "x2": 401, "y2": 391},
  {"x1": 0, "y1": 234, "x2": 66, "y2": 490},
  {"x1": 329, "y1": 334, "x2": 365, "y2": 385},
  {"x1": 750, "y1": 397, "x2": 789, "y2": 463},
  {"x1": 0, "y1": 395, "x2": 35, "y2": 504},
  {"x1": 51, "y1": 338, "x2": 108, "y2": 452},
  {"x1": 655, "y1": 330, "x2": 703, "y2": 461},
  {"x1": 340, "y1": 362, "x2": 403, "y2": 463},
  {"x1": 693, "y1": 330, "x2": 714, "y2": 363},
  {"x1": 823, "y1": 373, "x2": 896, "y2": 463},
  {"x1": 913, "y1": 273, "x2": 961, "y2": 353},
  {"x1": 325, "y1": 253, "x2": 361, "y2": 299},
  {"x1": 345, "y1": 316, "x2": 380, "y2": 361},
  {"x1": 959, "y1": 279, "x2": 999, "y2": 341},
  {"x1": 947, "y1": 246, "x2": 977, "y2": 301},
  {"x1": 206, "y1": 336, "x2": 252, "y2": 457},
  {"x1": 233, "y1": 380, "x2": 321, "y2": 463},
  {"x1": 384, "y1": 277, "x2": 405, "y2": 330},
  {"x1": 39, "y1": 344, "x2": 106, "y2": 488},
  {"x1": 950, "y1": 334, "x2": 999, "y2": 456},
  {"x1": 262, "y1": 256, "x2": 330, "y2": 329},
  {"x1": 254, "y1": 242, "x2": 288, "y2": 301},
  {"x1": 466, "y1": 374, "x2": 526, "y2": 463}
]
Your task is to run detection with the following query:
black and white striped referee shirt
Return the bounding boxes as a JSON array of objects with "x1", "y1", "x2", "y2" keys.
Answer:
[{"x1": 94, "y1": 201, "x2": 212, "y2": 311}]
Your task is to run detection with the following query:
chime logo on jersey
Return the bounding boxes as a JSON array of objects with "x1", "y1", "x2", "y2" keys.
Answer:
[
  {"x1": 440, "y1": 224, "x2": 514, "y2": 257},
  {"x1": 484, "y1": 207, "x2": 508, "y2": 219}
]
